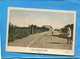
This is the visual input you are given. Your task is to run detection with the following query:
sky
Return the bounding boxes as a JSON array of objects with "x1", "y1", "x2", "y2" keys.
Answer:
[{"x1": 10, "y1": 9, "x2": 74, "y2": 29}]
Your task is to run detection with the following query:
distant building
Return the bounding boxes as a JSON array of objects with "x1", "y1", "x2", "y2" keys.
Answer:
[{"x1": 42, "y1": 25, "x2": 54, "y2": 35}]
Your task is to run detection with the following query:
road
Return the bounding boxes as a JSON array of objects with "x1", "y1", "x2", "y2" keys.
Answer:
[{"x1": 8, "y1": 31, "x2": 72, "y2": 50}]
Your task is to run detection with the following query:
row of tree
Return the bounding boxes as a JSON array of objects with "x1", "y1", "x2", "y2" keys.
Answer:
[
  {"x1": 60, "y1": 24, "x2": 73, "y2": 33},
  {"x1": 60, "y1": 24, "x2": 74, "y2": 40},
  {"x1": 8, "y1": 23, "x2": 49, "y2": 42}
]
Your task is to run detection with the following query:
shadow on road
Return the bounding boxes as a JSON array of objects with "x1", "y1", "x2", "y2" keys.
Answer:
[
  {"x1": 48, "y1": 42, "x2": 62, "y2": 44},
  {"x1": 52, "y1": 33, "x2": 67, "y2": 39}
]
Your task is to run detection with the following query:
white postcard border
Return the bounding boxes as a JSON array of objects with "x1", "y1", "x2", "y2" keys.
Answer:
[{"x1": 6, "y1": 7, "x2": 76, "y2": 55}]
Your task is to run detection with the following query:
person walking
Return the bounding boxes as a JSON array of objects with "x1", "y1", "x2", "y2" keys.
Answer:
[
  {"x1": 67, "y1": 27, "x2": 72, "y2": 44},
  {"x1": 49, "y1": 26, "x2": 54, "y2": 36}
]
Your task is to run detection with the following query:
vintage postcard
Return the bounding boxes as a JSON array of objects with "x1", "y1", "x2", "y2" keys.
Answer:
[{"x1": 6, "y1": 7, "x2": 76, "y2": 55}]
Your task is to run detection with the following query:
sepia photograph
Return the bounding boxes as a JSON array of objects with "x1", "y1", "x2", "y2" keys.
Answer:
[{"x1": 6, "y1": 7, "x2": 76, "y2": 55}]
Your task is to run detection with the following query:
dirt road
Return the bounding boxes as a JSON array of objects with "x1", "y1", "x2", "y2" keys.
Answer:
[{"x1": 8, "y1": 31, "x2": 72, "y2": 50}]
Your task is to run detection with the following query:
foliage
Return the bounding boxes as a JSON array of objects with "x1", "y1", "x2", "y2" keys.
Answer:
[
  {"x1": 60, "y1": 24, "x2": 74, "y2": 40},
  {"x1": 60, "y1": 24, "x2": 73, "y2": 33},
  {"x1": 8, "y1": 23, "x2": 49, "y2": 42}
]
